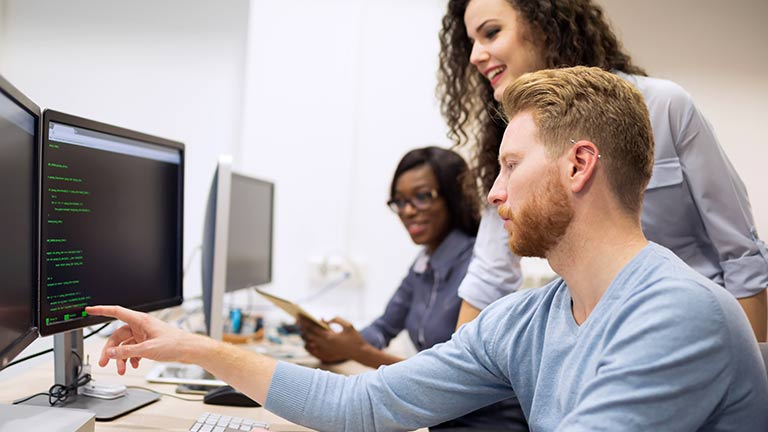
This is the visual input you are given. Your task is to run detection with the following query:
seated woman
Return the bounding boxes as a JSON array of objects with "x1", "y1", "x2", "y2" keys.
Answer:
[
  {"x1": 299, "y1": 146, "x2": 527, "y2": 430},
  {"x1": 299, "y1": 146, "x2": 479, "y2": 367}
]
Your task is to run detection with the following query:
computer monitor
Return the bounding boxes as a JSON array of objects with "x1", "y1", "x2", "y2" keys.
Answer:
[
  {"x1": 0, "y1": 74, "x2": 39, "y2": 372},
  {"x1": 202, "y1": 155, "x2": 274, "y2": 341},
  {"x1": 38, "y1": 111, "x2": 184, "y2": 335},
  {"x1": 22, "y1": 109, "x2": 184, "y2": 420}
]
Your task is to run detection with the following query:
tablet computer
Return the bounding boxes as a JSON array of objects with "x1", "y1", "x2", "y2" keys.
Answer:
[{"x1": 255, "y1": 289, "x2": 330, "y2": 330}]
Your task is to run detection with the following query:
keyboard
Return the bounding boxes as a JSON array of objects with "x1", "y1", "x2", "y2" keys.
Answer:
[{"x1": 188, "y1": 412, "x2": 270, "y2": 432}]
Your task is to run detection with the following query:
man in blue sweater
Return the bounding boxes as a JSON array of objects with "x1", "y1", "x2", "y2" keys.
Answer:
[{"x1": 88, "y1": 66, "x2": 768, "y2": 431}]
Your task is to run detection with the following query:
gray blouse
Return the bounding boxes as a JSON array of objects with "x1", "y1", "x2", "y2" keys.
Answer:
[{"x1": 458, "y1": 73, "x2": 768, "y2": 308}]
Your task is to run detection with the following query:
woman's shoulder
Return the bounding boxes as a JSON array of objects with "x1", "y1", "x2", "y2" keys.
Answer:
[
  {"x1": 428, "y1": 229, "x2": 476, "y2": 273},
  {"x1": 615, "y1": 72, "x2": 695, "y2": 111}
]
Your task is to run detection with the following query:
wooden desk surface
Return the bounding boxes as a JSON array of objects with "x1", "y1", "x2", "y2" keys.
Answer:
[
  {"x1": 0, "y1": 339, "x2": 309, "y2": 431},
  {"x1": 0, "y1": 338, "x2": 427, "y2": 431}
]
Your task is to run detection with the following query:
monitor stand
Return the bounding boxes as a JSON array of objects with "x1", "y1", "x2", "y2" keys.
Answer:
[{"x1": 17, "y1": 329, "x2": 159, "y2": 421}]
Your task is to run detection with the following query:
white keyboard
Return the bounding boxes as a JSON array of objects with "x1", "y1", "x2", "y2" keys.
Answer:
[{"x1": 188, "y1": 412, "x2": 270, "y2": 432}]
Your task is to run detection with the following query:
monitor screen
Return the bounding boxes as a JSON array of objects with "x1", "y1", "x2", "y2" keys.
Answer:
[
  {"x1": 202, "y1": 156, "x2": 274, "y2": 340},
  {"x1": 226, "y1": 172, "x2": 274, "y2": 291},
  {"x1": 39, "y1": 110, "x2": 184, "y2": 336},
  {"x1": 0, "y1": 74, "x2": 39, "y2": 370}
]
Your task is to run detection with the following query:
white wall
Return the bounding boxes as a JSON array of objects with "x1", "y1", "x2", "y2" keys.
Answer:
[
  {"x1": 0, "y1": 0, "x2": 765, "y2": 327},
  {"x1": 0, "y1": 0, "x2": 250, "y2": 299},
  {"x1": 238, "y1": 0, "x2": 449, "y2": 319},
  {"x1": 598, "y1": 0, "x2": 768, "y2": 233}
]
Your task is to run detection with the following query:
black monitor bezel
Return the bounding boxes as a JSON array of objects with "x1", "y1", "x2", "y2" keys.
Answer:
[
  {"x1": 39, "y1": 109, "x2": 185, "y2": 336},
  {"x1": 0, "y1": 73, "x2": 40, "y2": 369}
]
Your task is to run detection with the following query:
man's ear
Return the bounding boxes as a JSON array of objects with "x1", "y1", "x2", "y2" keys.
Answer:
[{"x1": 566, "y1": 140, "x2": 600, "y2": 193}]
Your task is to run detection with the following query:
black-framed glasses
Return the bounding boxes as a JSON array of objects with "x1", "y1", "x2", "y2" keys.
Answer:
[{"x1": 387, "y1": 189, "x2": 439, "y2": 213}]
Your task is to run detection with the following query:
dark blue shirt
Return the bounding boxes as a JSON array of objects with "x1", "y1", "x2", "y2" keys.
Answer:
[{"x1": 360, "y1": 229, "x2": 473, "y2": 351}]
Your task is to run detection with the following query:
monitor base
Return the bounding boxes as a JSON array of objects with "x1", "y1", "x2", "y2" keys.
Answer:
[{"x1": 18, "y1": 388, "x2": 159, "y2": 421}]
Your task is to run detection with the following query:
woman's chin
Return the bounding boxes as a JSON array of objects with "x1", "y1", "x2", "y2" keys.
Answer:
[{"x1": 409, "y1": 233, "x2": 429, "y2": 246}]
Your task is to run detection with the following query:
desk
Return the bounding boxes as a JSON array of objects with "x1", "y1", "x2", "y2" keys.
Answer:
[
  {"x1": 0, "y1": 339, "x2": 311, "y2": 431},
  {"x1": 0, "y1": 338, "x2": 428, "y2": 432}
]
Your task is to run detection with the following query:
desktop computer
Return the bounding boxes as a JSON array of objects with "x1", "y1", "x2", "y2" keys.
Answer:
[
  {"x1": 19, "y1": 109, "x2": 185, "y2": 420},
  {"x1": 148, "y1": 155, "x2": 274, "y2": 388},
  {"x1": 202, "y1": 155, "x2": 274, "y2": 341}
]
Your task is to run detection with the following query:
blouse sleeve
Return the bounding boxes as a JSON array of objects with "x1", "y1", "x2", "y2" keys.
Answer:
[
  {"x1": 457, "y1": 206, "x2": 523, "y2": 308},
  {"x1": 359, "y1": 270, "x2": 415, "y2": 349},
  {"x1": 673, "y1": 88, "x2": 768, "y2": 297}
]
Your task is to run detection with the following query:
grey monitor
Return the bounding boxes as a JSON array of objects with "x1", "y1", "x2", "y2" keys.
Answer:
[{"x1": 202, "y1": 155, "x2": 274, "y2": 341}]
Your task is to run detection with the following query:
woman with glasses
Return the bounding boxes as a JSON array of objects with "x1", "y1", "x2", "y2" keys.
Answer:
[
  {"x1": 300, "y1": 146, "x2": 522, "y2": 429},
  {"x1": 300, "y1": 146, "x2": 478, "y2": 366}
]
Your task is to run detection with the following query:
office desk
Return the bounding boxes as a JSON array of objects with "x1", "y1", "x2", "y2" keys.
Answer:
[
  {"x1": 0, "y1": 338, "x2": 428, "y2": 431},
  {"x1": 0, "y1": 339, "x2": 311, "y2": 431}
]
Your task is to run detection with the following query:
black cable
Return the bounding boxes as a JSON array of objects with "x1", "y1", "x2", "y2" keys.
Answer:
[
  {"x1": 84, "y1": 323, "x2": 111, "y2": 340},
  {"x1": 47, "y1": 370, "x2": 91, "y2": 406},
  {"x1": 3, "y1": 322, "x2": 110, "y2": 369},
  {"x1": 127, "y1": 385, "x2": 204, "y2": 402},
  {"x1": 12, "y1": 392, "x2": 50, "y2": 404},
  {"x1": 12, "y1": 349, "x2": 92, "y2": 406}
]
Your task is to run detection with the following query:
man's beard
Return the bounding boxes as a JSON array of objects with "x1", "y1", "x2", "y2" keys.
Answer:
[{"x1": 498, "y1": 169, "x2": 574, "y2": 258}]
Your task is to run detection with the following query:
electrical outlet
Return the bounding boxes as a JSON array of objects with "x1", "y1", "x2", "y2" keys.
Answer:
[{"x1": 307, "y1": 254, "x2": 365, "y2": 290}]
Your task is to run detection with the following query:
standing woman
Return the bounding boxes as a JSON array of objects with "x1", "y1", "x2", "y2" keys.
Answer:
[{"x1": 438, "y1": 0, "x2": 768, "y2": 340}]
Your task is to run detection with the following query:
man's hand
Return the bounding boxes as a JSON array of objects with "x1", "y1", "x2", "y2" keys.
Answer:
[{"x1": 86, "y1": 305, "x2": 212, "y2": 375}]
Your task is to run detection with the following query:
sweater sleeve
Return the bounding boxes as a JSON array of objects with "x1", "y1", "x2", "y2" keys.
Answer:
[{"x1": 265, "y1": 304, "x2": 518, "y2": 432}]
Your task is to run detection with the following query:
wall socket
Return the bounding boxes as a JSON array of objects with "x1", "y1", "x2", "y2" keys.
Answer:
[{"x1": 307, "y1": 254, "x2": 365, "y2": 290}]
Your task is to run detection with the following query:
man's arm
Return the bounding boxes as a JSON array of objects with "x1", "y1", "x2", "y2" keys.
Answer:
[
  {"x1": 88, "y1": 304, "x2": 514, "y2": 432},
  {"x1": 268, "y1": 315, "x2": 517, "y2": 432},
  {"x1": 86, "y1": 305, "x2": 277, "y2": 403},
  {"x1": 738, "y1": 289, "x2": 767, "y2": 341}
]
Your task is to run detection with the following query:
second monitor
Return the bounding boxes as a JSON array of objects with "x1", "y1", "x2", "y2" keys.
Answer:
[{"x1": 202, "y1": 155, "x2": 274, "y2": 341}]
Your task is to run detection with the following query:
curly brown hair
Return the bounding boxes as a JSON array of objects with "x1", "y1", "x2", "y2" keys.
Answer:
[{"x1": 437, "y1": 0, "x2": 647, "y2": 195}]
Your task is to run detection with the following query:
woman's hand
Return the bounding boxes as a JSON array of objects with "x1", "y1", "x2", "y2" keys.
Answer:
[{"x1": 298, "y1": 315, "x2": 368, "y2": 364}]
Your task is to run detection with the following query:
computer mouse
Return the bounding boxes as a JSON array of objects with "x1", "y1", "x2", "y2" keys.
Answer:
[{"x1": 203, "y1": 385, "x2": 261, "y2": 407}]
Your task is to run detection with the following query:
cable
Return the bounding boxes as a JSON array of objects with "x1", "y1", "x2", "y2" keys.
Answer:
[
  {"x1": 47, "y1": 369, "x2": 91, "y2": 406},
  {"x1": 183, "y1": 244, "x2": 203, "y2": 279},
  {"x1": 3, "y1": 322, "x2": 110, "y2": 369},
  {"x1": 295, "y1": 271, "x2": 352, "y2": 304},
  {"x1": 127, "y1": 385, "x2": 204, "y2": 402},
  {"x1": 12, "y1": 392, "x2": 50, "y2": 404},
  {"x1": 84, "y1": 323, "x2": 110, "y2": 340},
  {"x1": 12, "y1": 349, "x2": 92, "y2": 406}
]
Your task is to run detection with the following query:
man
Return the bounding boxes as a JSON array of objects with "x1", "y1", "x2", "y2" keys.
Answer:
[{"x1": 89, "y1": 67, "x2": 768, "y2": 431}]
